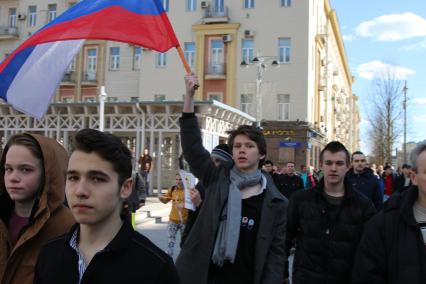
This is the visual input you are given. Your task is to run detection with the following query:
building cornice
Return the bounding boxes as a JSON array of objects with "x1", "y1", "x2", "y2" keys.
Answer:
[{"x1": 325, "y1": 1, "x2": 353, "y2": 88}]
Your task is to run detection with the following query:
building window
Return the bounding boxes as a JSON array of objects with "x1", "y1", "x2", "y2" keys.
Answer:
[
  {"x1": 48, "y1": 4, "x2": 57, "y2": 22},
  {"x1": 28, "y1": 6, "x2": 37, "y2": 27},
  {"x1": 187, "y1": 0, "x2": 196, "y2": 11},
  {"x1": 281, "y1": 0, "x2": 292, "y2": 7},
  {"x1": 9, "y1": 8, "x2": 17, "y2": 27},
  {"x1": 155, "y1": 94, "x2": 166, "y2": 101},
  {"x1": 213, "y1": 0, "x2": 224, "y2": 13},
  {"x1": 156, "y1": 53, "x2": 167, "y2": 68},
  {"x1": 130, "y1": 97, "x2": 139, "y2": 102},
  {"x1": 133, "y1": 47, "x2": 141, "y2": 70},
  {"x1": 278, "y1": 94, "x2": 290, "y2": 121},
  {"x1": 278, "y1": 38, "x2": 291, "y2": 63},
  {"x1": 241, "y1": 94, "x2": 254, "y2": 115},
  {"x1": 210, "y1": 39, "x2": 223, "y2": 64},
  {"x1": 109, "y1": 47, "x2": 120, "y2": 70},
  {"x1": 184, "y1": 42, "x2": 195, "y2": 68},
  {"x1": 242, "y1": 39, "x2": 254, "y2": 63},
  {"x1": 208, "y1": 93, "x2": 223, "y2": 102},
  {"x1": 86, "y1": 48, "x2": 97, "y2": 81},
  {"x1": 162, "y1": 0, "x2": 169, "y2": 12},
  {"x1": 244, "y1": 0, "x2": 255, "y2": 9}
]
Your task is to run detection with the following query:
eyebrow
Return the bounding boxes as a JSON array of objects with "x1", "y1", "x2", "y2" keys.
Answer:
[{"x1": 66, "y1": 169, "x2": 110, "y2": 179}]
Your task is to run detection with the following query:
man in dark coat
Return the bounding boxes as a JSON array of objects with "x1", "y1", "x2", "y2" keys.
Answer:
[
  {"x1": 352, "y1": 142, "x2": 426, "y2": 284},
  {"x1": 275, "y1": 161, "x2": 304, "y2": 199},
  {"x1": 346, "y1": 151, "x2": 383, "y2": 210},
  {"x1": 285, "y1": 142, "x2": 376, "y2": 284},
  {"x1": 394, "y1": 163, "x2": 413, "y2": 194},
  {"x1": 177, "y1": 74, "x2": 288, "y2": 284}
]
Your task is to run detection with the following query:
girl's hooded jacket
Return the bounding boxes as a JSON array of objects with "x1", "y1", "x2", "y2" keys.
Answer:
[{"x1": 0, "y1": 134, "x2": 74, "y2": 284}]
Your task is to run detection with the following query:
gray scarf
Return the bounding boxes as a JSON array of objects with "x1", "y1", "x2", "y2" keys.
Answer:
[{"x1": 211, "y1": 166, "x2": 262, "y2": 266}]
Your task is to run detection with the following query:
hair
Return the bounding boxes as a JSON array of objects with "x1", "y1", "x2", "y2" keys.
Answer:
[
  {"x1": 351, "y1": 150, "x2": 364, "y2": 161},
  {"x1": 72, "y1": 129, "x2": 132, "y2": 186},
  {"x1": 410, "y1": 142, "x2": 426, "y2": 172},
  {"x1": 263, "y1": 160, "x2": 273, "y2": 166},
  {"x1": 227, "y1": 125, "x2": 267, "y2": 168},
  {"x1": 401, "y1": 163, "x2": 411, "y2": 169},
  {"x1": 286, "y1": 161, "x2": 295, "y2": 166},
  {"x1": 0, "y1": 133, "x2": 45, "y2": 193},
  {"x1": 319, "y1": 141, "x2": 350, "y2": 165},
  {"x1": 383, "y1": 165, "x2": 392, "y2": 171}
]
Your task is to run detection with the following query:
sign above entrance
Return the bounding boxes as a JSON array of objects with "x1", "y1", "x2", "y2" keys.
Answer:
[
  {"x1": 263, "y1": 129, "x2": 296, "y2": 136},
  {"x1": 279, "y1": 141, "x2": 303, "y2": 148}
]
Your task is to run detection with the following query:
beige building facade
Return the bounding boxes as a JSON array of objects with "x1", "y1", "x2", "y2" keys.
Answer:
[{"x1": 0, "y1": 0, "x2": 360, "y2": 169}]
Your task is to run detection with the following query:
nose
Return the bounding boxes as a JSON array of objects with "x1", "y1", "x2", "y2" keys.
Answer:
[{"x1": 74, "y1": 180, "x2": 89, "y2": 198}]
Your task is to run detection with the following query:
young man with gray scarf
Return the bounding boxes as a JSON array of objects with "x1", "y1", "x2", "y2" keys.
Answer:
[{"x1": 176, "y1": 74, "x2": 288, "y2": 284}]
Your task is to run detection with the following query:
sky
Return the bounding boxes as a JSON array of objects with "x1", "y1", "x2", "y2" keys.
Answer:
[{"x1": 330, "y1": 0, "x2": 426, "y2": 154}]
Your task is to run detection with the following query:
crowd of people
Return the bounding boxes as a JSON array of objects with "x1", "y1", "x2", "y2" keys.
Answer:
[{"x1": 0, "y1": 74, "x2": 424, "y2": 284}]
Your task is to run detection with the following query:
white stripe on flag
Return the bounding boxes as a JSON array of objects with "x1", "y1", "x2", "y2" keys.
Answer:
[{"x1": 7, "y1": 40, "x2": 84, "y2": 119}]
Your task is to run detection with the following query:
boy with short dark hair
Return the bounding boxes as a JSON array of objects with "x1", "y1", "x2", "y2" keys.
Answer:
[
  {"x1": 285, "y1": 141, "x2": 376, "y2": 283},
  {"x1": 34, "y1": 129, "x2": 178, "y2": 284}
]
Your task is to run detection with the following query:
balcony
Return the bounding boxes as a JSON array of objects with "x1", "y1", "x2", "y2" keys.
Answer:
[
  {"x1": 202, "y1": 6, "x2": 229, "y2": 24},
  {"x1": 0, "y1": 26, "x2": 18, "y2": 40},
  {"x1": 205, "y1": 63, "x2": 226, "y2": 80},
  {"x1": 61, "y1": 71, "x2": 76, "y2": 85},
  {"x1": 82, "y1": 72, "x2": 97, "y2": 85}
]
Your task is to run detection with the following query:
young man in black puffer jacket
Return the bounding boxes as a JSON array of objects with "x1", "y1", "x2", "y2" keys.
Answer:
[
  {"x1": 352, "y1": 142, "x2": 426, "y2": 284},
  {"x1": 285, "y1": 142, "x2": 376, "y2": 284}
]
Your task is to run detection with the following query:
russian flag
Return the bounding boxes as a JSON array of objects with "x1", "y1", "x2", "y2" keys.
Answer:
[{"x1": 0, "y1": 0, "x2": 179, "y2": 119}]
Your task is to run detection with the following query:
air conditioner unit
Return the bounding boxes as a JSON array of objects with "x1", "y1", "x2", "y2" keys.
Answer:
[
  {"x1": 222, "y1": 34, "x2": 232, "y2": 43},
  {"x1": 18, "y1": 13, "x2": 26, "y2": 20},
  {"x1": 244, "y1": 29, "x2": 255, "y2": 37},
  {"x1": 200, "y1": 1, "x2": 209, "y2": 9}
]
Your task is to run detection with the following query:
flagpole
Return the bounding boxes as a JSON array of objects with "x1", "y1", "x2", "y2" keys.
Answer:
[
  {"x1": 176, "y1": 46, "x2": 199, "y2": 90},
  {"x1": 176, "y1": 46, "x2": 191, "y2": 74}
]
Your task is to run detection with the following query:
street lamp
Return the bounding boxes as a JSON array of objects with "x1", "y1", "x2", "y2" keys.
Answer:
[{"x1": 240, "y1": 54, "x2": 279, "y2": 127}]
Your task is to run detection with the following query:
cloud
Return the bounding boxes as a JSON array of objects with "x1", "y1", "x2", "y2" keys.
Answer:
[
  {"x1": 342, "y1": 34, "x2": 354, "y2": 42},
  {"x1": 413, "y1": 115, "x2": 426, "y2": 123},
  {"x1": 357, "y1": 61, "x2": 415, "y2": 80},
  {"x1": 413, "y1": 98, "x2": 426, "y2": 105},
  {"x1": 403, "y1": 39, "x2": 426, "y2": 50},
  {"x1": 356, "y1": 13, "x2": 426, "y2": 41}
]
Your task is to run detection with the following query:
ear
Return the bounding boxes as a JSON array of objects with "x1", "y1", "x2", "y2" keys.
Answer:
[
  {"x1": 411, "y1": 171, "x2": 418, "y2": 186},
  {"x1": 260, "y1": 154, "x2": 266, "y2": 161},
  {"x1": 120, "y1": 177, "x2": 133, "y2": 199}
]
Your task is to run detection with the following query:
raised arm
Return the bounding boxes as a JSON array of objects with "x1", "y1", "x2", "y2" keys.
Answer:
[{"x1": 180, "y1": 75, "x2": 219, "y2": 185}]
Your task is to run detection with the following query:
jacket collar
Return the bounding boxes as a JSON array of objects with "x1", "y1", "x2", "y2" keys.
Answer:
[
  {"x1": 315, "y1": 177, "x2": 354, "y2": 200},
  {"x1": 385, "y1": 186, "x2": 419, "y2": 226},
  {"x1": 65, "y1": 219, "x2": 134, "y2": 253}
]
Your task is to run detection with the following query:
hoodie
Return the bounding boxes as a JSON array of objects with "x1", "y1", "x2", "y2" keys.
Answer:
[{"x1": 0, "y1": 134, "x2": 74, "y2": 284}]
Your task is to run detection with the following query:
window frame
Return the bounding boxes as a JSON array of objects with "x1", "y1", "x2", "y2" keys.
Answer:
[
  {"x1": 109, "y1": 47, "x2": 120, "y2": 71},
  {"x1": 244, "y1": 0, "x2": 255, "y2": 9},
  {"x1": 278, "y1": 37, "x2": 291, "y2": 63},
  {"x1": 28, "y1": 5, "x2": 37, "y2": 27},
  {"x1": 277, "y1": 94, "x2": 290, "y2": 121}
]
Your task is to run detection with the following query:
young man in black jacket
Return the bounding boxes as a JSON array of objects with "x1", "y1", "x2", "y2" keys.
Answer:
[
  {"x1": 34, "y1": 129, "x2": 178, "y2": 284},
  {"x1": 352, "y1": 142, "x2": 426, "y2": 284},
  {"x1": 346, "y1": 151, "x2": 383, "y2": 210},
  {"x1": 275, "y1": 161, "x2": 304, "y2": 199},
  {"x1": 285, "y1": 142, "x2": 376, "y2": 284}
]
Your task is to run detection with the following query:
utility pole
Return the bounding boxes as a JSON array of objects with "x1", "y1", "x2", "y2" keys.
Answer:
[{"x1": 402, "y1": 81, "x2": 408, "y2": 164}]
